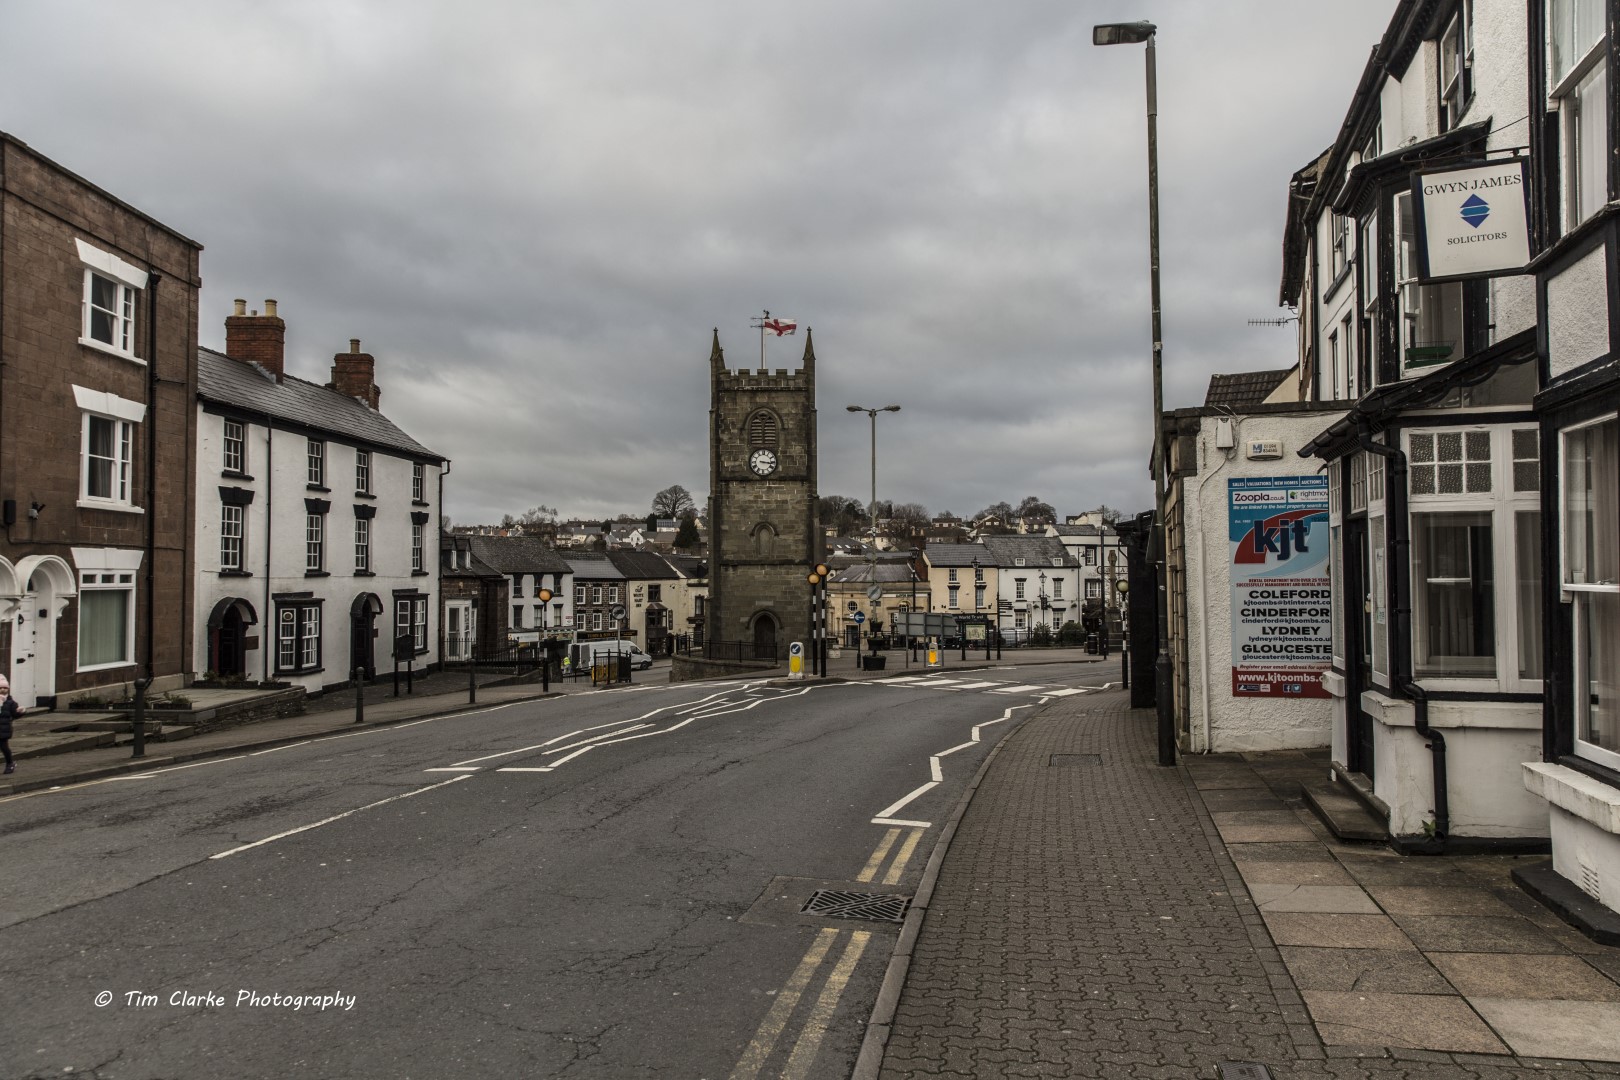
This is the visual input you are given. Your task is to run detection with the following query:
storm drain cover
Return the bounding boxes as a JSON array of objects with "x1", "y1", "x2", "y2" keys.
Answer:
[
  {"x1": 1049, "y1": 754, "x2": 1103, "y2": 767},
  {"x1": 1217, "y1": 1064, "x2": 1274, "y2": 1080},
  {"x1": 800, "y1": 890, "x2": 908, "y2": 923}
]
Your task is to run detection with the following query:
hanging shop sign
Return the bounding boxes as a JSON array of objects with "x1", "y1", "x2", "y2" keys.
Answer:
[
  {"x1": 1411, "y1": 158, "x2": 1530, "y2": 283},
  {"x1": 1229, "y1": 476, "x2": 1331, "y2": 699}
]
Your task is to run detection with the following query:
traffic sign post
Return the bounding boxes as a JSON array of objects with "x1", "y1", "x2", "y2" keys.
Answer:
[{"x1": 788, "y1": 641, "x2": 804, "y2": 680}]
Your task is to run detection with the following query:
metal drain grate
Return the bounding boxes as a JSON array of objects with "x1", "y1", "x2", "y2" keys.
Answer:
[
  {"x1": 1217, "y1": 1064, "x2": 1275, "y2": 1080},
  {"x1": 800, "y1": 889, "x2": 909, "y2": 923},
  {"x1": 1049, "y1": 754, "x2": 1102, "y2": 767}
]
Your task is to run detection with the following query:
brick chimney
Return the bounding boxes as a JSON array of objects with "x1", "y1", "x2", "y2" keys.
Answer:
[
  {"x1": 330, "y1": 338, "x2": 380, "y2": 410},
  {"x1": 224, "y1": 298, "x2": 286, "y2": 382}
]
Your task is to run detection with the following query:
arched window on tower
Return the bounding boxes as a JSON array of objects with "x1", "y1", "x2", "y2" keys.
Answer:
[{"x1": 748, "y1": 410, "x2": 779, "y2": 448}]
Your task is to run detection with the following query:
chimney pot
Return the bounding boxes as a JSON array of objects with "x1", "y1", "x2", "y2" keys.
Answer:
[
  {"x1": 265, "y1": 299, "x2": 278, "y2": 317},
  {"x1": 350, "y1": 338, "x2": 361, "y2": 353},
  {"x1": 233, "y1": 298, "x2": 246, "y2": 317}
]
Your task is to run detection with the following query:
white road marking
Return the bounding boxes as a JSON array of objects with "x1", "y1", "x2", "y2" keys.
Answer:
[
  {"x1": 1045, "y1": 687, "x2": 1089, "y2": 697},
  {"x1": 209, "y1": 775, "x2": 471, "y2": 859},
  {"x1": 424, "y1": 767, "x2": 481, "y2": 772},
  {"x1": 990, "y1": 684, "x2": 1047, "y2": 694},
  {"x1": 493, "y1": 767, "x2": 552, "y2": 773},
  {"x1": 874, "y1": 781, "x2": 938, "y2": 821},
  {"x1": 872, "y1": 817, "x2": 931, "y2": 828},
  {"x1": 944, "y1": 680, "x2": 1002, "y2": 690},
  {"x1": 248, "y1": 741, "x2": 312, "y2": 756}
]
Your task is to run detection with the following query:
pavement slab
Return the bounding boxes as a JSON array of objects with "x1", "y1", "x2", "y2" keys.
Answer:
[
  {"x1": 1252, "y1": 885, "x2": 1382, "y2": 914},
  {"x1": 1280, "y1": 947, "x2": 1455, "y2": 994},
  {"x1": 1263, "y1": 912, "x2": 1417, "y2": 951},
  {"x1": 1428, "y1": 953, "x2": 1620, "y2": 1000},
  {"x1": 1393, "y1": 914, "x2": 1566, "y2": 954},
  {"x1": 1467, "y1": 999, "x2": 1620, "y2": 1061},
  {"x1": 1302, "y1": 991, "x2": 1509, "y2": 1054},
  {"x1": 1368, "y1": 887, "x2": 1522, "y2": 918}
]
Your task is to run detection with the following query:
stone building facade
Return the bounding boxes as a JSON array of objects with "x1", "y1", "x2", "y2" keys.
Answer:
[
  {"x1": 0, "y1": 131, "x2": 202, "y2": 706},
  {"x1": 705, "y1": 330, "x2": 821, "y2": 655}
]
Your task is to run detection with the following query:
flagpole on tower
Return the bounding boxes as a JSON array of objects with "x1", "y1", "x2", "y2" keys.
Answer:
[{"x1": 749, "y1": 311, "x2": 798, "y2": 365}]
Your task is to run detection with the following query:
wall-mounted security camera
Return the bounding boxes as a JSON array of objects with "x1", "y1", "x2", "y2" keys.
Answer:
[{"x1": 28, "y1": 501, "x2": 44, "y2": 520}]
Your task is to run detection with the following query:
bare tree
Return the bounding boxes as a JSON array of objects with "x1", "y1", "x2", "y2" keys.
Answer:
[
  {"x1": 887, "y1": 502, "x2": 930, "y2": 539},
  {"x1": 651, "y1": 485, "x2": 696, "y2": 519}
]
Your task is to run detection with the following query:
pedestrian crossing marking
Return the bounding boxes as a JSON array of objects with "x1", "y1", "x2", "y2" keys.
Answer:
[
  {"x1": 1045, "y1": 688, "x2": 1089, "y2": 697},
  {"x1": 989, "y1": 684, "x2": 1047, "y2": 694}
]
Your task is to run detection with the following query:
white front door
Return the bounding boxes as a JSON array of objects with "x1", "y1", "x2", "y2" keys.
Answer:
[
  {"x1": 10, "y1": 596, "x2": 38, "y2": 707},
  {"x1": 446, "y1": 602, "x2": 470, "y2": 660}
]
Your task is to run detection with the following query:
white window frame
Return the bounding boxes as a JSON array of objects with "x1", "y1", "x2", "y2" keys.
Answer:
[
  {"x1": 276, "y1": 602, "x2": 321, "y2": 675},
  {"x1": 355, "y1": 449, "x2": 371, "y2": 494},
  {"x1": 411, "y1": 523, "x2": 424, "y2": 572},
  {"x1": 412, "y1": 463, "x2": 425, "y2": 502},
  {"x1": 308, "y1": 438, "x2": 325, "y2": 487},
  {"x1": 75, "y1": 240, "x2": 145, "y2": 362},
  {"x1": 1405, "y1": 425, "x2": 1543, "y2": 693},
  {"x1": 354, "y1": 517, "x2": 371, "y2": 572},
  {"x1": 306, "y1": 513, "x2": 324, "y2": 573},
  {"x1": 1439, "y1": 1, "x2": 1474, "y2": 132},
  {"x1": 1560, "y1": 413, "x2": 1620, "y2": 770},
  {"x1": 1394, "y1": 192, "x2": 1464, "y2": 379},
  {"x1": 76, "y1": 570, "x2": 137, "y2": 671},
  {"x1": 221, "y1": 505, "x2": 244, "y2": 571},
  {"x1": 222, "y1": 419, "x2": 246, "y2": 474},
  {"x1": 81, "y1": 412, "x2": 134, "y2": 510},
  {"x1": 1085, "y1": 579, "x2": 1101, "y2": 600},
  {"x1": 1548, "y1": 0, "x2": 1609, "y2": 232},
  {"x1": 948, "y1": 585, "x2": 959, "y2": 609},
  {"x1": 1329, "y1": 460, "x2": 1346, "y2": 670}
]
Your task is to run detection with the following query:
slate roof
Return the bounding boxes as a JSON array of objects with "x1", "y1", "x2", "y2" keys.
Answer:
[
  {"x1": 923, "y1": 543, "x2": 991, "y2": 568},
  {"x1": 664, "y1": 554, "x2": 708, "y2": 579},
  {"x1": 197, "y1": 347, "x2": 443, "y2": 461},
  {"x1": 1051, "y1": 525, "x2": 1102, "y2": 538},
  {"x1": 607, "y1": 551, "x2": 680, "y2": 580},
  {"x1": 566, "y1": 556, "x2": 625, "y2": 581},
  {"x1": 829, "y1": 562, "x2": 918, "y2": 585},
  {"x1": 1203, "y1": 369, "x2": 1293, "y2": 409},
  {"x1": 978, "y1": 535, "x2": 1080, "y2": 567},
  {"x1": 467, "y1": 536, "x2": 573, "y2": 575}
]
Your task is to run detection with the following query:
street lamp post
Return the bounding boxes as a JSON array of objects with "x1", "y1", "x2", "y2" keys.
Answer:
[
  {"x1": 847, "y1": 404, "x2": 900, "y2": 661},
  {"x1": 1094, "y1": 18, "x2": 1174, "y2": 767}
]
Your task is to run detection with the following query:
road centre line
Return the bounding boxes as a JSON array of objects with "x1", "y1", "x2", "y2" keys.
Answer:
[
  {"x1": 727, "y1": 927, "x2": 841, "y2": 1080},
  {"x1": 209, "y1": 775, "x2": 471, "y2": 859},
  {"x1": 780, "y1": 930, "x2": 871, "y2": 1080}
]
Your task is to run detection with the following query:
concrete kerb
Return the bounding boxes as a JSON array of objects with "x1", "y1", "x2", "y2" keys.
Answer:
[{"x1": 847, "y1": 684, "x2": 1122, "y2": 1080}]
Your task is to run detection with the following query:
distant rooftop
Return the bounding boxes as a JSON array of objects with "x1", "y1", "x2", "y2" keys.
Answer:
[{"x1": 1203, "y1": 369, "x2": 1293, "y2": 409}]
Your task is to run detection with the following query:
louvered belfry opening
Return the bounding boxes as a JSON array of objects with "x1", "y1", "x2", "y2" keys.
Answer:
[{"x1": 748, "y1": 410, "x2": 778, "y2": 447}]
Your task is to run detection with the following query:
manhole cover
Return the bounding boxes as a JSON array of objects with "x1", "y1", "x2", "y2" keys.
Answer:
[
  {"x1": 800, "y1": 890, "x2": 908, "y2": 923},
  {"x1": 1049, "y1": 754, "x2": 1102, "y2": 767},
  {"x1": 1218, "y1": 1064, "x2": 1274, "y2": 1080}
]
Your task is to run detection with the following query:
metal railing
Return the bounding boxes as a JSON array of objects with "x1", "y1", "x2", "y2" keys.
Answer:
[{"x1": 702, "y1": 639, "x2": 779, "y2": 664}]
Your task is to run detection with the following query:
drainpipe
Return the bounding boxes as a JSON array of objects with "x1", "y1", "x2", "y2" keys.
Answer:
[
  {"x1": 1353, "y1": 427, "x2": 1447, "y2": 850},
  {"x1": 143, "y1": 275, "x2": 160, "y2": 684},
  {"x1": 263, "y1": 415, "x2": 274, "y2": 684}
]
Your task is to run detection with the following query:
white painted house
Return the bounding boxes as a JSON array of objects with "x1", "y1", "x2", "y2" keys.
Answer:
[{"x1": 194, "y1": 302, "x2": 444, "y2": 693}]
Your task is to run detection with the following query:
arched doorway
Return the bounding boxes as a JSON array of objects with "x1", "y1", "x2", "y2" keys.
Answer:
[
  {"x1": 750, "y1": 612, "x2": 779, "y2": 660},
  {"x1": 11, "y1": 555, "x2": 75, "y2": 709},
  {"x1": 206, "y1": 597, "x2": 258, "y2": 679},
  {"x1": 351, "y1": 593, "x2": 383, "y2": 681}
]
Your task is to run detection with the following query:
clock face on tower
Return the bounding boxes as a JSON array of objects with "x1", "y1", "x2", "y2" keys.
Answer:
[{"x1": 748, "y1": 448, "x2": 779, "y2": 477}]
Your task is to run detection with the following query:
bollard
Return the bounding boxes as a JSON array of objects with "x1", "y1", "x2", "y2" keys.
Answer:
[
  {"x1": 131, "y1": 676, "x2": 153, "y2": 759},
  {"x1": 354, "y1": 668, "x2": 366, "y2": 724},
  {"x1": 468, "y1": 654, "x2": 477, "y2": 704}
]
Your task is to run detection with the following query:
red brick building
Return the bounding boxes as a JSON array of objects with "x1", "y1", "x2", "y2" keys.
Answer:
[{"x1": 0, "y1": 132, "x2": 201, "y2": 706}]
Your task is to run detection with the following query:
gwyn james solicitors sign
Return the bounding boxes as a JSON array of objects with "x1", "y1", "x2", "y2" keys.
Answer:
[
  {"x1": 1229, "y1": 477, "x2": 1331, "y2": 699},
  {"x1": 1411, "y1": 158, "x2": 1530, "y2": 283}
]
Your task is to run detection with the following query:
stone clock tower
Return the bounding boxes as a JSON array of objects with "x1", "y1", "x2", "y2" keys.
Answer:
[{"x1": 706, "y1": 328, "x2": 821, "y2": 655}]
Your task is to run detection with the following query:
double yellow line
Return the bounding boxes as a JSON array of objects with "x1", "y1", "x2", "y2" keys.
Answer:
[{"x1": 727, "y1": 827, "x2": 924, "y2": 1080}]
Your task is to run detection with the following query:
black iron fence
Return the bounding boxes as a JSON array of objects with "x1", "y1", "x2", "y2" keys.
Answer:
[{"x1": 700, "y1": 639, "x2": 779, "y2": 664}]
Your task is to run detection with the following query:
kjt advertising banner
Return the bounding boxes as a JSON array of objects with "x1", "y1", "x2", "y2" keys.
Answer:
[
  {"x1": 1411, "y1": 158, "x2": 1531, "y2": 282},
  {"x1": 1229, "y1": 476, "x2": 1331, "y2": 699}
]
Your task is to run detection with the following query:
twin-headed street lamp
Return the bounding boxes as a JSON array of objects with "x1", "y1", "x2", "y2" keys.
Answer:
[{"x1": 1093, "y1": 18, "x2": 1174, "y2": 767}]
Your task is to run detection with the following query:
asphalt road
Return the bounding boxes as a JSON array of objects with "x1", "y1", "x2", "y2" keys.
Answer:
[{"x1": 0, "y1": 662, "x2": 1111, "y2": 1080}]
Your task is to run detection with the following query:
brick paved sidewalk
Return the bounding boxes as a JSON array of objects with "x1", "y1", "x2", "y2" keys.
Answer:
[{"x1": 873, "y1": 691, "x2": 1620, "y2": 1079}]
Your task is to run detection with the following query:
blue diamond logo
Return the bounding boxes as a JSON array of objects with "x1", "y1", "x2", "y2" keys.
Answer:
[{"x1": 1460, "y1": 194, "x2": 1490, "y2": 229}]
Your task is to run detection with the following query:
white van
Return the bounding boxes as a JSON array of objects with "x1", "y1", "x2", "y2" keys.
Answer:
[{"x1": 570, "y1": 641, "x2": 655, "y2": 671}]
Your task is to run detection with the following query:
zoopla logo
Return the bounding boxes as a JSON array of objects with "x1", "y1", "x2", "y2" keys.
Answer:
[{"x1": 1460, "y1": 194, "x2": 1490, "y2": 228}]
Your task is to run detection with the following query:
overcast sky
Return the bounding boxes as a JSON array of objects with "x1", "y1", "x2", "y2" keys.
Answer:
[{"x1": 3, "y1": 1, "x2": 1394, "y2": 526}]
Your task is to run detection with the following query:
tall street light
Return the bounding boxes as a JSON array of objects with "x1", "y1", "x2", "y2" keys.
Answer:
[
  {"x1": 847, "y1": 404, "x2": 900, "y2": 659},
  {"x1": 1094, "y1": 18, "x2": 1174, "y2": 766}
]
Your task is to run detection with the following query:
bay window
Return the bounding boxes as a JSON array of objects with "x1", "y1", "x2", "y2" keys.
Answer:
[
  {"x1": 1407, "y1": 426, "x2": 1542, "y2": 688},
  {"x1": 1562, "y1": 415, "x2": 1619, "y2": 768}
]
